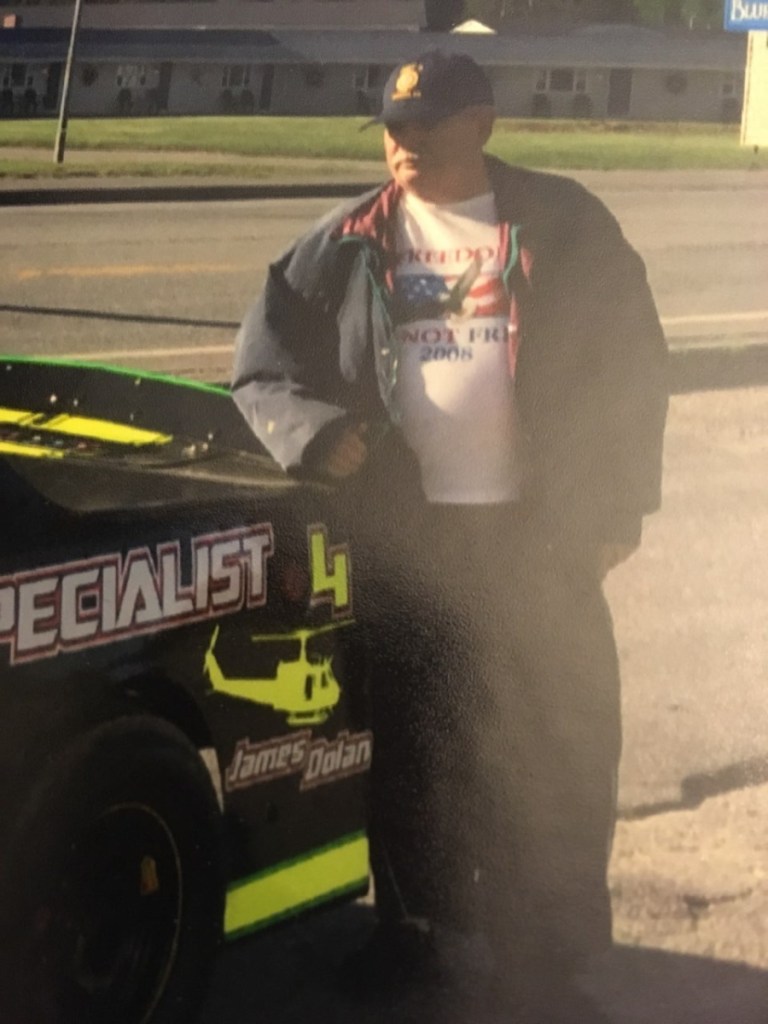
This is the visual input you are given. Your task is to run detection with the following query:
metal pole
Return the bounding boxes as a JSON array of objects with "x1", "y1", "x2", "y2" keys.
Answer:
[{"x1": 53, "y1": 0, "x2": 85, "y2": 165}]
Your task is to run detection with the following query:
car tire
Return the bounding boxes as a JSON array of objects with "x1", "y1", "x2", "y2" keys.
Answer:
[{"x1": 0, "y1": 716, "x2": 225, "y2": 1024}]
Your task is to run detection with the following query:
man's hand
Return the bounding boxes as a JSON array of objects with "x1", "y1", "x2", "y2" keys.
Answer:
[
  {"x1": 318, "y1": 422, "x2": 370, "y2": 479},
  {"x1": 598, "y1": 542, "x2": 638, "y2": 579}
]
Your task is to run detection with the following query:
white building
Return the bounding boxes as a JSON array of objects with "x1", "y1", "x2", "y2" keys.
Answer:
[{"x1": 0, "y1": 20, "x2": 746, "y2": 123}]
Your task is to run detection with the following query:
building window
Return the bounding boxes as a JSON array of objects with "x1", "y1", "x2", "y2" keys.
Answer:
[
  {"x1": 535, "y1": 68, "x2": 587, "y2": 93},
  {"x1": 353, "y1": 65, "x2": 382, "y2": 91},
  {"x1": 664, "y1": 71, "x2": 687, "y2": 95},
  {"x1": 550, "y1": 68, "x2": 574, "y2": 91},
  {"x1": 81, "y1": 65, "x2": 99, "y2": 88},
  {"x1": 259, "y1": 64, "x2": 274, "y2": 111},
  {"x1": 222, "y1": 66, "x2": 251, "y2": 89},
  {"x1": 116, "y1": 64, "x2": 149, "y2": 89},
  {"x1": 304, "y1": 64, "x2": 324, "y2": 88}
]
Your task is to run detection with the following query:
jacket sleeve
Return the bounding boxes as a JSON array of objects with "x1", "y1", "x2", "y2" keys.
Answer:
[
  {"x1": 517, "y1": 179, "x2": 669, "y2": 548},
  {"x1": 231, "y1": 224, "x2": 356, "y2": 472}
]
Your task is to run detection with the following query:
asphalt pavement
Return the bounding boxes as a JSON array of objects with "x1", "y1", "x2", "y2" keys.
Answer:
[
  {"x1": 196, "y1": 382, "x2": 768, "y2": 1024},
  {"x1": 3, "y1": 167, "x2": 767, "y2": 393}
]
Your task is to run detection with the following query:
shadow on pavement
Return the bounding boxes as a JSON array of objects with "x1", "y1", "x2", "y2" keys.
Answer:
[
  {"x1": 668, "y1": 341, "x2": 768, "y2": 393},
  {"x1": 623, "y1": 755, "x2": 768, "y2": 821},
  {"x1": 0, "y1": 302, "x2": 238, "y2": 332},
  {"x1": 582, "y1": 945, "x2": 768, "y2": 1024},
  {"x1": 201, "y1": 902, "x2": 768, "y2": 1023}
]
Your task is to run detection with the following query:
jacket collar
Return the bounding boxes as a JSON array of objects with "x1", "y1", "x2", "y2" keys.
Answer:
[
  {"x1": 336, "y1": 179, "x2": 400, "y2": 244},
  {"x1": 334, "y1": 157, "x2": 532, "y2": 288}
]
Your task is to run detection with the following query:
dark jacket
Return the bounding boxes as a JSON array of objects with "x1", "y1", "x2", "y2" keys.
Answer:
[{"x1": 232, "y1": 156, "x2": 668, "y2": 547}]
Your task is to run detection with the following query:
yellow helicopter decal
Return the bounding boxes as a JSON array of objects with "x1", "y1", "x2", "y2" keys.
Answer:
[{"x1": 204, "y1": 621, "x2": 353, "y2": 726}]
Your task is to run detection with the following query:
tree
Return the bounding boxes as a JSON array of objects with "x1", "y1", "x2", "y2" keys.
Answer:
[
  {"x1": 491, "y1": 0, "x2": 636, "y2": 26},
  {"x1": 631, "y1": 0, "x2": 722, "y2": 25},
  {"x1": 464, "y1": 0, "x2": 505, "y2": 25},
  {"x1": 424, "y1": 0, "x2": 465, "y2": 30},
  {"x1": 424, "y1": 0, "x2": 504, "y2": 29}
]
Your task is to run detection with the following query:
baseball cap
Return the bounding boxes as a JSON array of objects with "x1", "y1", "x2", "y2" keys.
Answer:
[{"x1": 365, "y1": 50, "x2": 494, "y2": 127}]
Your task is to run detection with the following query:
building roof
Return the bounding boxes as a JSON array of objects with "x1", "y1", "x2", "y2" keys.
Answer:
[
  {"x1": 0, "y1": 24, "x2": 746, "y2": 72},
  {"x1": 280, "y1": 26, "x2": 746, "y2": 72},
  {"x1": 0, "y1": 27, "x2": 303, "y2": 64}
]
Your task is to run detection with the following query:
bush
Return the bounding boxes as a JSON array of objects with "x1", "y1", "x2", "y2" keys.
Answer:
[
  {"x1": 572, "y1": 93, "x2": 593, "y2": 119},
  {"x1": 721, "y1": 97, "x2": 741, "y2": 124},
  {"x1": 116, "y1": 88, "x2": 133, "y2": 117},
  {"x1": 531, "y1": 93, "x2": 552, "y2": 118},
  {"x1": 219, "y1": 89, "x2": 235, "y2": 114}
]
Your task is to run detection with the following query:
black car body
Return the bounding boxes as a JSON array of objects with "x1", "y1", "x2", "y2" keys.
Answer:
[{"x1": 0, "y1": 356, "x2": 371, "y2": 1024}]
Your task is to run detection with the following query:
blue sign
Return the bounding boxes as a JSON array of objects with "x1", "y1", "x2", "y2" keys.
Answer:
[{"x1": 724, "y1": 0, "x2": 768, "y2": 30}]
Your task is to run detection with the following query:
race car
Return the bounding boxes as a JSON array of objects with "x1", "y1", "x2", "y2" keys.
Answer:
[{"x1": 0, "y1": 356, "x2": 371, "y2": 1024}]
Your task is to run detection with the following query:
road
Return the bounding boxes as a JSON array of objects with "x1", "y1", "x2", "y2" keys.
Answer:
[
  {"x1": 2, "y1": 176, "x2": 767, "y2": 1020},
  {"x1": 608, "y1": 387, "x2": 768, "y2": 814},
  {"x1": 2, "y1": 171, "x2": 768, "y2": 382}
]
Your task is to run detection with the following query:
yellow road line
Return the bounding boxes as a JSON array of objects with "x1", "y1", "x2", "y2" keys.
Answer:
[
  {"x1": 17, "y1": 262, "x2": 240, "y2": 282},
  {"x1": 661, "y1": 310, "x2": 768, "y2": 326}
]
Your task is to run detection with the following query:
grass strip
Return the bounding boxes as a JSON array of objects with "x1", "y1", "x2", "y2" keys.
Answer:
[{"x1": 0, "y1": 116, "x2": 764, "y2": 174}]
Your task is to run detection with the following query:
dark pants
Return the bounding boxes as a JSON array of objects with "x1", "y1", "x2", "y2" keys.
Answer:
[{"x1": 357, "y1": 502, "x2": 621, "y2": 969}]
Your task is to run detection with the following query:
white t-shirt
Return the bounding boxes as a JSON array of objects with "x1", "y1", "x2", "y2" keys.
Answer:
[{"x1": 393, "y1": 190, "x2": 521, "y2": 504}]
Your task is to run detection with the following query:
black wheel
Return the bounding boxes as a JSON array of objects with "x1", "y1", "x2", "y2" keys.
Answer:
[{"x1": 0, "y1": 717, "x2": 225, "y2": 1024}]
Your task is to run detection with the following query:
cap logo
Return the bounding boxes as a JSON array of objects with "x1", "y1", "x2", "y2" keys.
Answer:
[{"x1": 392, "y1": 63, "x2": 422, "y2": 102}]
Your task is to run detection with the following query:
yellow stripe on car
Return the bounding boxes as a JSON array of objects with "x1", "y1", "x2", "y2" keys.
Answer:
[
  {"x1": 224, "y1": 832, "x2": 369, "y2": 940},
  {"x1": 0, "y1": 440, "x2": 64, "y2": 459},
  {"x1": 0, "y1": 407, "x2": 171, "y2": 447}
]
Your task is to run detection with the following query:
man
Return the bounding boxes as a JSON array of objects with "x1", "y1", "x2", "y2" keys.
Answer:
[{"x1": 232, "y1": 50, "x2": 668, "y2": 1023}]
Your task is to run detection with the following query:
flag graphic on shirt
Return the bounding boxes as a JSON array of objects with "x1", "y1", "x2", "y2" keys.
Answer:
[
  {"x1": 398, "y1": 273, "x2": 451, "y2": 308},
  {"x1": 394, "y1": 257, "x2": 508, "y2": 324}
]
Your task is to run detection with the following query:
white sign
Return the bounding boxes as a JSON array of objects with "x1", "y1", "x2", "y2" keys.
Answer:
[{"x1": 741, "y1": 31, "x2": 768, "y2": 146}]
